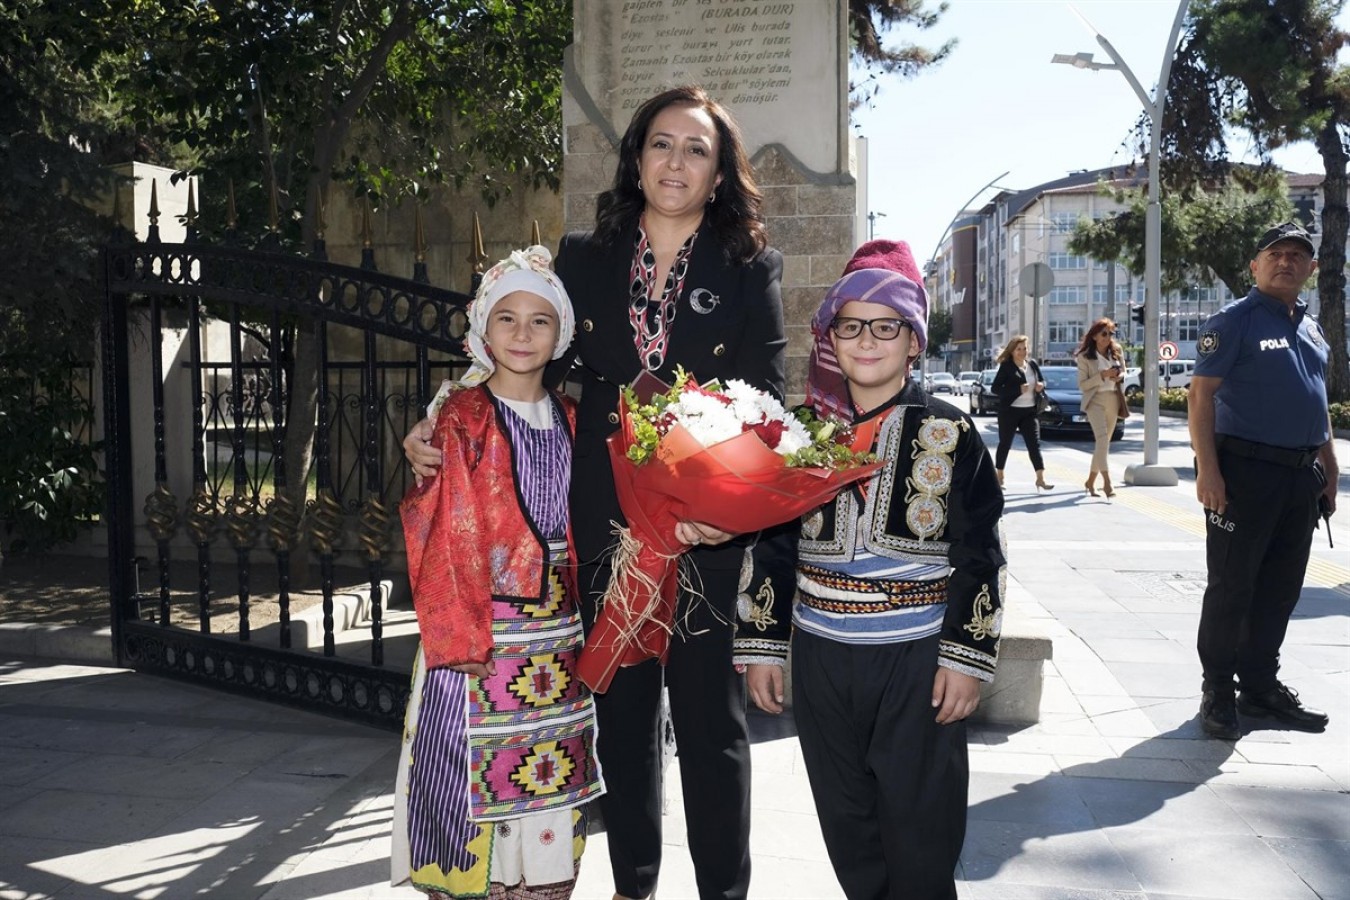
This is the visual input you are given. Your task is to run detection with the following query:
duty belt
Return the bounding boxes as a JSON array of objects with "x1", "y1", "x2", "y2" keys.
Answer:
[{"x1": 1217, "y1": 435, "x2": 1320, "y2": 468}]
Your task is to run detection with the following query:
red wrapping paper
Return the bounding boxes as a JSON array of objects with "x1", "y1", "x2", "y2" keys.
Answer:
[{"x1": 576, "y1": 395, "x2": 881, "y2": 693}]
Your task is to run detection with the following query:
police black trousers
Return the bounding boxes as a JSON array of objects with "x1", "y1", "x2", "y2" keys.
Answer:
[
  {"x1": 1198, "y1": 451, "x2": 1322, "y2": 694},
  {"x1": 580, "y1": 561, "x2": 751, "y2": 900},
  {"x1": 994, "y1": 404, "x2": 1045, "y2": 472},
  {"x1": 792, "y1": 628, "x2": 968, "y2": 900}
]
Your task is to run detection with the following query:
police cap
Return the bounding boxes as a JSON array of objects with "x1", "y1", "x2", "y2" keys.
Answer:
[{"x1": 1255, "y1": 222, "x2": 1316, "y2": 258}]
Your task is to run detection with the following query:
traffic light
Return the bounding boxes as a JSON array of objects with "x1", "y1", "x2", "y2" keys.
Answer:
[{"x1": 1131, "y1": 304, "x2": 1145, "y2": 326}]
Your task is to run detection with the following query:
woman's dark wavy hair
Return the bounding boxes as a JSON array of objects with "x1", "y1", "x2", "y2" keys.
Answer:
[
  {"x1": 593, "y1": 85, "x2": 767, "y2": 264},
  {"x1": 1075, "y1": 318, "x2": 1123, "y2": 361}
]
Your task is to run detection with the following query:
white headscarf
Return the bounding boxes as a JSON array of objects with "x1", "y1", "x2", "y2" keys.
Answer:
[
  {"x1": 461, "y1": 245, "x2": 575, "y2": 386},
  {"x1": 425, "y1": 246, "x2": 575, "y2": 420}
]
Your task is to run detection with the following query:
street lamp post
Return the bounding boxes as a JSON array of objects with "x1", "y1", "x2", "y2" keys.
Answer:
[
  {"x1": 867, "y1": 210, "x2": 887, "y2": 240},
  {"x1": 1052, "y1": 0, "x2": 1188, "y2": 487}
]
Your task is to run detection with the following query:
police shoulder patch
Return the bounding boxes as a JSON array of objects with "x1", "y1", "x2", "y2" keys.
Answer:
[
  {"x1": 1198, "y1": 331, "x2": 1220, "y2": 356},
  {"x1": 1306, "y1": 321, "x2": 1325, "y2": 347}
]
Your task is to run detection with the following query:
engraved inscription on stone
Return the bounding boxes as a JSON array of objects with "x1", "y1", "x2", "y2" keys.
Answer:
[{"x1": 575, "y1": 0, "x2": 840, "y2": 175}]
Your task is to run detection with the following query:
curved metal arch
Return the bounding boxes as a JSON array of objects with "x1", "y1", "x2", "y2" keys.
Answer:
[{"x1": 106, "y1": 242, "x2": 473, "y2": 355}]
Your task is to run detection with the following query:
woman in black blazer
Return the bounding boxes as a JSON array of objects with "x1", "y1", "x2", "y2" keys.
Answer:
[
  {"x1": 549, "y1": 86, "x2": 785, "y2": 900},
  {"x1": 406, "y1": 85, "x2": 786, "y2": 900},
  {"x1": 991, "y1": 334, "x2": 1053, "y2": 491}
]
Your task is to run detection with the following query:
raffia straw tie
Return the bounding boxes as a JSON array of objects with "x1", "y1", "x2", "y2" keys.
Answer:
[{"x1": 599, "y1": 524, "x2": 682, "y2": 654}]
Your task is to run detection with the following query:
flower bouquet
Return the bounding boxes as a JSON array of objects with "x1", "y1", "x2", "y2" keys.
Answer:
[{"x1": 576, "y1": 369, "x2": 881, "y2": 693}]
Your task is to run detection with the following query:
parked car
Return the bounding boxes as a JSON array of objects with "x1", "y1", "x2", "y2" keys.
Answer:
[
  {"x1": 956, "y1": 371, "x2": 982, "y2": 395},
  {"x1": 1036, "y1": 365, "x2": 1125, "y2": 440},
  {"x1": 926, "y1": 371, "x2": 959, "y2": 394},
  {"x1": 1157, "y1": 359, "x2": 1195, "y2": 390},
  {"x1": 970, "y1": 368, "x2": 999, "y2": 416}
]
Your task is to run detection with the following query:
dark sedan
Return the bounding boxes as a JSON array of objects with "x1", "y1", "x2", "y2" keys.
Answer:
[{"x1": 1036, "y1": 365, "x2": 1125, "y2": 440}]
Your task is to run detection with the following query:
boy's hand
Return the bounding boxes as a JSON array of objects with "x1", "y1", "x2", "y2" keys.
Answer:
[
  {"x1": 932, "y1": 667, "x2": 981, "y2": 724},
  {"x1": 746, "y1": 664, "x2": 785, "y2": 714}
]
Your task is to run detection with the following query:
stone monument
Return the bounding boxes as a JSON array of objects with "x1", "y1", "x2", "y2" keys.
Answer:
[{"x1": 564, "y1": 0, "x2": 857, "y2": 398}]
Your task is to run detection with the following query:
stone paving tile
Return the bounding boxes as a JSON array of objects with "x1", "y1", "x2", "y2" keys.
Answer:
[
  {"x1": 1101, "y1": 661, "x2": 1202, "y2": 700},
  {"x1": 1210, "y1": 784, "x2": 1350, "y2": 841},
  {"x1": 1088, "y1": 638, "x2": 1196, "y2": 665},
  {"x1": 960, "y1": 885, "x2": 1146, "y2": 900},
  {"x1": 1087, "y1": 708, "x2": 1162, "y2": 739},
  {"x1": 975, "y1": 730, "x2": 1116, "y2": 758},
  {"x1": 0, "y1": 835, "x2": 102, "y2": 899},
  {"x1": 960, "y1": 819, "x2": 1139, "y2": 891},
  {"x1": 1070, "y1": 778, "x2": 1253, "y2": 834},
  {"x1": 1103, "y1": 735, "x2": 1241, "y2": 763},
  {"x1": 1191, "y1": 759, "x2": 1344, "y2": 792},
  {"x1": 28, "y1": 753, "x2": 251, "y2": 800},
  {"x1": 1101, "y1": 828, "x2": 1321, "y2": 899},
  {"x1": 1079, "y1": 694, "x2": 1146, "y2": 717},
  {"x1": 967, "y1": 750, "x2": 1063, "y2": 778},
  {"x1": 1056, "y1": 755, "x2": 1202, "y2": 784},
  {"x1": 967, "y1": 772, "x2": 1096, "y2": 829},
  {"x1": 1262, "y1": 837, "x2": 1350, "y2": 900},
  {"x1": 0, "y1": 744, "x2": 87, "y2": 788},
  {"x1": 0, "y1": 788, "x2": 183, "y2": 844}
]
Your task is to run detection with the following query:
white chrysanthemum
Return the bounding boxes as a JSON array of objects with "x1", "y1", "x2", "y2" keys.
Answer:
[
  {"x1": 722, "y1": 379, "x2": 784, "y2": 428},
  {"x1": 670, "y1": 392, "x2": 743, "y2": 447},
  {"x1": 775, "y1": 417, "x2": 812, "y2": 456}
]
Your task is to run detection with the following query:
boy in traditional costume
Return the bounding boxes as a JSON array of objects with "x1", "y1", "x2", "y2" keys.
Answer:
[
  {"x1": 394, "y1": 247, "x2": 603, "y2": 900},
  {"x1": 738, "y1": 240, "x2": 1005, "y2": 899}
]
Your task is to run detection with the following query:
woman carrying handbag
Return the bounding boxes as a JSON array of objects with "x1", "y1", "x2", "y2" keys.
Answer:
[{"x1": 991, "y1": 334, "x2": 1053, "y2": 491}]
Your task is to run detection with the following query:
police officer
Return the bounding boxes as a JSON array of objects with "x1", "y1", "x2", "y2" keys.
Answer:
[{"x1": 1189, "y1": 222, "x2": 1335, "y2": 740}]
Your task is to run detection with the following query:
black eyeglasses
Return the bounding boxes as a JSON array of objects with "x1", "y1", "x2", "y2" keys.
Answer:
[{"x1": 830, "y1": 317, "x2": 910, "y2": 341}]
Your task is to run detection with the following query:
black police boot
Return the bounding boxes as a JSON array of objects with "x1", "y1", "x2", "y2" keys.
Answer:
[
  {"x1": 1237, "y1": 684, "x2": 1329, "y2": 732},
  {"x1": 1199, "y1": 689, "x2": 1240, "y2": 740}
]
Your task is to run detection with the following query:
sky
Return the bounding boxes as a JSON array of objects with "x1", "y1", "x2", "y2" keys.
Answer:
[{"x1": 851, "y1": 0, "x2": 1339, "y2": 267}]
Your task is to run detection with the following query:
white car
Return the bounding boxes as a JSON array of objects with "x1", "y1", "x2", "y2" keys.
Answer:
[
  {"x1": 926, "y1": 372, "x2": 959, "y2": 394},
  {"x1": 956, "y1": 371, "x2": 982, "y2": 395},
  {"x1": 1121, "y1": 367, "x2": 1142, "y2": 400}
]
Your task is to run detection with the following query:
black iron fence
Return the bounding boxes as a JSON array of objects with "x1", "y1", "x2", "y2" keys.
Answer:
[{"x1": 101, "y1": 193, "x2": 482, "y2": 729}]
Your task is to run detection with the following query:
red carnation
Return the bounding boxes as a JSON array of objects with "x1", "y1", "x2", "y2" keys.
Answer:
[{"x1": 745, "y1": 418, "x2": 785, "y2": 450}]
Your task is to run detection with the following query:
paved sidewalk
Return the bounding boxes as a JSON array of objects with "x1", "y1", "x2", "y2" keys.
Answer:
[{"x1": 1, "y1": 414, "x2": 1347, "y2": 899}]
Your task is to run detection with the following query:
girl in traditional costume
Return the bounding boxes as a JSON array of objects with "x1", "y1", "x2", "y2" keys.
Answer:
[{"x1": 393, "y1": 247, "x2": 603, "y2": 900}]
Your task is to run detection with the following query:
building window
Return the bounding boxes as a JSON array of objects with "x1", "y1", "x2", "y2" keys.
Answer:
[
  {"x1": 1050, "y1": 212, "x2": 1080, "y2": 233},
  {"x1": 1049, "y1": 320, "x2": 1084, "y2": 343},
  {"x1": 1049, "y1": 285, "x2": 1086, "y2": 305},
  {"x1": 1177, "y1": 317, "x2": 1201, "y2": 341},
  {"x1": 1048, "y1": 252, "x2": 1086, "y2": 270},
  {"x1": 1092, "y1": 284, "x2": 1135, "y2": 304}
]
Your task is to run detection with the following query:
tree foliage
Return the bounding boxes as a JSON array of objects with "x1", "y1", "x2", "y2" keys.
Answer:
[
  {"x1": 0, "y1": 0, "x2": 128, "y2": 553},
  {"x1": 848, "y1": 0, "x2": 955, "y2": 107},
  {"x1": 1161, "y1": 0, "x2": 1350, "y2": 397},
  {"x1": 926, "y1": 307, "x2": 953, "y2": 359},
  {"x1": 1068, "y1": 173, "x2": 1293, "y2": 299},
  {"x1": 0, "y1": 0, "x2": 125, "y2": 356}
]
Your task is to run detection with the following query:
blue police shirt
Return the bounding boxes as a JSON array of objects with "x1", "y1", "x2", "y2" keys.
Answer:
[{"x1": 1194, "y1": 288, "x2": 1329, "y2": 449}]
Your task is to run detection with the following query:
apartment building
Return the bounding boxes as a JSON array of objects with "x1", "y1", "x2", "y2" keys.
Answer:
[{"x1": 928, "y1": 167, "x2": 1328, "y2": 373}]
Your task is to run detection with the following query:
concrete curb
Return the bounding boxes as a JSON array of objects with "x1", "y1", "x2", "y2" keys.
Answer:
[
  {"x1": 0, "y1": 622, "x2": 115, "y2": 664},
  {"x1": 0, "y1": 584, "x2": 387, "y2": 666}
]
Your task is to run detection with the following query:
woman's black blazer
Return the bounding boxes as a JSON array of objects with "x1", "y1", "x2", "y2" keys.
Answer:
[
  {"x1": 550, "y1": 223, "x2": 786, "y2": 570},
  {"x1": 992, "y1": 358, "x2": 1042, "y2": 411}
]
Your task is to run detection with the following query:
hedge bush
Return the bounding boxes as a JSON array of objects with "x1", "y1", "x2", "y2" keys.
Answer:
[{"x1": 1126, "y1": 393, "x2": 1350, "y2": 431}]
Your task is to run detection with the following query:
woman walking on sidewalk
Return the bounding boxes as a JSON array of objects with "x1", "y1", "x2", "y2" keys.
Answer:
[
  {"x1": 992, "y1": 334, "x2": 1052, "y2": 491},
  {"x1": 1075, "y1": 319, "x2": 1125, "y2": 498}
]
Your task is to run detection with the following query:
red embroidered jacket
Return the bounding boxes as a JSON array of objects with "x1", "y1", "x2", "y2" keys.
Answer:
[{"x1": 400, "y1": 385, "x2": 578, "y2": 670}]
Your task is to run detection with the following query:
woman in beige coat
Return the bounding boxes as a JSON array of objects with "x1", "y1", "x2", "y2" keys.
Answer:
[{"x1": 1074, "y1": 318, "x2": 1125, "y2": 497}]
